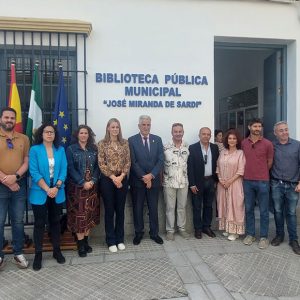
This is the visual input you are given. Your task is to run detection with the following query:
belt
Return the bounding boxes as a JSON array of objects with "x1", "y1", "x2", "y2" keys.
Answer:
[
  {"x1": 272, "y1": 178, "x2": 298, "y2": 185},
  {"x1": 204, "y1": 176, "x2": 213, "y2": 180}
]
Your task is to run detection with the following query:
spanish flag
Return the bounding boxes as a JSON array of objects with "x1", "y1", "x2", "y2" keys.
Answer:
[{"x1": 8, "y1": 63, "x2": 23, "y2": 133}]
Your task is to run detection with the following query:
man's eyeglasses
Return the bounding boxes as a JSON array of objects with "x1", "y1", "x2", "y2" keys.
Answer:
[
  {"x1": 6, "y1": 138, "x2": 14, "y2": 149},
  {"x1": 43, "y1": 130, "x2": 55, "y2": 135},
  {"x1": 203, "y1": 154, "x2": 208, "y2": 164}
]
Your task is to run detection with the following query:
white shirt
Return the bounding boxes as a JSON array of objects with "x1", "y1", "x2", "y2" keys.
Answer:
[{"x1": 163, "y1": 140, "x2": 189, "y2": 188}]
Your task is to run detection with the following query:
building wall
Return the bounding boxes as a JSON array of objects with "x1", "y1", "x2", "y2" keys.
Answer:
[
  {"x1": 1, "y1": 0, "x2": 299, "y2": 142},
  {"x1": 1, "y1": 0, "x2": 300, "y2": 236}
]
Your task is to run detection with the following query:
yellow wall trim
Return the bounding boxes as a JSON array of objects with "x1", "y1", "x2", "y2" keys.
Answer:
[{"x1": 0, "y1": 16, "x2": 92, "y2": 35}]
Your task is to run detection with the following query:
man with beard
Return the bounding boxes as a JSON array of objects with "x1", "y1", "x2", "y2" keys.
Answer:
[
  {"x1": 242, "y1": 118, "x2": 274, "y2": 249},
  {"x1": 163, "y1": 123, "x2": 190, "y2": 241},
  {"x1": 0, "y1": 107, "x2": 30, "y2": 270}
]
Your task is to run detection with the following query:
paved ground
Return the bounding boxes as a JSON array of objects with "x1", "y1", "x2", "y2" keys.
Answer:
[{"x1": 1, "y1": 224, "x2": 300, "y2": 300}]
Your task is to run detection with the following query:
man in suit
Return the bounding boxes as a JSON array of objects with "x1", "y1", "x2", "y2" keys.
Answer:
[
  {"x1": 129, "y1": 115, "x2": 164, "y2": 245},
  {"x1": 188, "y1": 127, "x2": 219, "y2": 239}
]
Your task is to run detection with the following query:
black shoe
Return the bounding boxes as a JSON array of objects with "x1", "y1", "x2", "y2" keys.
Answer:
[
  {"x1": 84, "y1": 236, "x2": 92, "y2": 253},
  {"x1": 289, "y1": 240, "x2": 300, "y2": 255},
  {"x1": 133, "y1": 235, "x2": 142, "y2": 245},
  {"x1": 77, "y1": 239, "x2": 87, "y2": 257},
  {"x1": 271, "y1": 236, "x2": 284, "y2": 246},
  {"x1": 33, "y1": 252, "x2": 42, "y2": 271},
  {"x1": 194, "y1": 230, "x2": 202, "y2": 239},
  {"x1": 202, "y1": 228, "x2": 216, "y2": 238},
  {"x1": 150, "y1": 235, "x2": 164, "y2": 245},
  {"x1": 53, "y1": 248, "x2": 66, "y2": 264}
]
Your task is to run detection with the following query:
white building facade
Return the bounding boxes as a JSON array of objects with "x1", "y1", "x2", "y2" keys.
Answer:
[{"x1": 1, "y1": 0, "x2": 300, "y2": 232}]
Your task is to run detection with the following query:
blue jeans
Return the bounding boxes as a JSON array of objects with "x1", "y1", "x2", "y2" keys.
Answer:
[
  {"x1": 243, "y1": 180, "x2": 269, "y2": 238},
  {"x1": 271, "y1": 179, "x2": 299, "y2": 241},
  {"x1": 0, "y1": 179, "x2": 26, "y2": 258}
]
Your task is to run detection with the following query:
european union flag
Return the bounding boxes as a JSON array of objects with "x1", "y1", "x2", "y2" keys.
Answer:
[{"x1": 52, "y1": 67, "x2": 71, "y2": 148}]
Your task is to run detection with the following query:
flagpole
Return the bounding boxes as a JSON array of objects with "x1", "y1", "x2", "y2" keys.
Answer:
[
  {"x1": 8, "y1": 59, "x2": 23, "y2": 133},
  {"x1": 52, "y1": 64, "x2": 71, "y2": 148}
]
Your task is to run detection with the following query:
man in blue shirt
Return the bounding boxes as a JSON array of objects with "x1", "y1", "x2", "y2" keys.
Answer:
[{"x1": 270, "y1": 121, "x2": 300, "y2": 255}]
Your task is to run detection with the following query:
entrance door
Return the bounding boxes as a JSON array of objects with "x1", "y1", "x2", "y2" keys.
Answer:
[
  {"x1": 263, "y1": 50, "x2": 282, "y2": 141},
  {"x1": 215, "y1": 43, "x2": 285, "y2": 139}
]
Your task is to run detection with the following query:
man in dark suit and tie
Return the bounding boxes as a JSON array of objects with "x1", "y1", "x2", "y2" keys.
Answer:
[
  {"x1": 128, "y1": 115, "x2": 164, "y2": 245},
  {"x1": 187, "y1": 127, "x2": 219, "y2": 239}
]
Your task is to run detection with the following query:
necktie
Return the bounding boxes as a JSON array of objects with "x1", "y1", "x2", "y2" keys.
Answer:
[{"x1": 143, "y1": 137, "x2": 150, "y2": 154}]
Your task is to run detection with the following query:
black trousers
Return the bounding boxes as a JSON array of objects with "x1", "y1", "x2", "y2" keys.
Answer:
[
  {"x1": 131, "y1": 186, "x2": 159, "y2": 238},
  {"x1": 192, "y1": 177, "x2": 215, "y2": 230},
  {"x1": 32, "y1": 197, "x2": 62, "y2": 253},
  {"x1": 100, "y1": 176, "x2": 128, "y2": 247}
]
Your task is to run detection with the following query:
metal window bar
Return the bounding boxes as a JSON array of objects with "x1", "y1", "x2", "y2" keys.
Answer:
[{"x1": 0, "y1": 30, "x2": 88, "y2": 226}]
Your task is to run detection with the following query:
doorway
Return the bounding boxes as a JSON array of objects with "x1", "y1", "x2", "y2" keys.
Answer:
[{"x1": 214, "y1": 42, "x2": 286, "y2": 140}]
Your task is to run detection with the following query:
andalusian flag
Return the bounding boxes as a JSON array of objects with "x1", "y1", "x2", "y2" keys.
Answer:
[
  {"x1": 26, "y1": 64, "x2": 42, "y2": 143},
  {"x1": 8, "y1": 63, "x2": 23, "y2": 133}
]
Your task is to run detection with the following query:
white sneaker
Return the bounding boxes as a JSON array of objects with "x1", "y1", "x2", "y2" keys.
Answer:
[
  {"x1": 258, "y1": 238, "x2": 269, "y2": 249},
  {"x1": 228, "y1": 234, "x2": 239, "y2": 241},
  {"x1": 166, "y1": 232, "x2": 175, "y2": 241},
  {"x1": 12, "y1": 254, "x2": 29, "y2": 269},
  {"x1": 243, "y1": 235, "x2": 256, "y2": 246},
  {"x1": 178, "y1": 230, "x2": 190, "y2": 239},
  {"x1": 222, "y1": 232, "x2": 229, "y2": 237},
  {"x1": 117, "y1": 243, "x2": 126, "y2": 250},
  {"x1": 0, "y1": 257, "x2": 5, "y2": 271},
  {"x1": 108, "y1": 245, "x2": 118, "y2": 253}
]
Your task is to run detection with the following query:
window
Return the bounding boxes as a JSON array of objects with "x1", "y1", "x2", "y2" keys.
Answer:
[
  {"x1": 0, "y1": 30, "x2": 88, "y2": 226},
  {"x1": 0, "y1": 30, "x2": 88, "y2": 133}
]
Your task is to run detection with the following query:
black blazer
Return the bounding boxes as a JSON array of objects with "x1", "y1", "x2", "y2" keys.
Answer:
[
  {"x1": 128, "y1": 133, "x2": 164, "y2": 188},
  {"x1": 187, "y1": 142, "x2": 219, "y2": 190}
]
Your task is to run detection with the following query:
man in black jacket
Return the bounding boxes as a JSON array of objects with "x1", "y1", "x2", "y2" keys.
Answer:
[{"x1": 187, "y1": 127, "x2": 219, "y2": 239}]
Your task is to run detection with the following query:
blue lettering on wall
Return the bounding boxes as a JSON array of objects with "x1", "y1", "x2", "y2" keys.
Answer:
[{"x1": 97, "y1": 72, "x2": 207, "y2": 109}]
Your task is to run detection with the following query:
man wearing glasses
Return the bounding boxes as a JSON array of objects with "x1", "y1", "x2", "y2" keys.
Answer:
[
  {"x1": 241, "y1": 118, "x2": 273, "y2": 249},
  {"x1": 188, "y1": 127, "x2": 219, "y2": 239},
  {"x1": 0, "y1": 107, "x2": 30, "y2": 270}
]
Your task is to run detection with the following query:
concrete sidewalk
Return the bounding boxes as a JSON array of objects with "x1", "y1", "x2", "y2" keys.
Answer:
[{"x1": 0, "y1": 224, "x2": 300, "y2": 300}]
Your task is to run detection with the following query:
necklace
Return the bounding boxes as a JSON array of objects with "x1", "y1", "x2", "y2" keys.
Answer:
[{"x1": 111, "y1": 141, "x2": 118, "y2": 150}]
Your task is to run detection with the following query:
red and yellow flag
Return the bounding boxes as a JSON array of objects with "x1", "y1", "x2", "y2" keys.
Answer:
[{"x1": 8, "y1": 63, "x2": 23, "y2": 133}]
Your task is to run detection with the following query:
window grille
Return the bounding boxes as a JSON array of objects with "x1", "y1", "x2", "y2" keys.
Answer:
[{"x1": 0, "y1": 30, "x2": 88, "y2": 225}]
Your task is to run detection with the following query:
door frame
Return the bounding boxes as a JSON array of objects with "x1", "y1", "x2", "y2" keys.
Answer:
[{"x1": 214, "y1": 39, "x2": 287, "y2": 135}]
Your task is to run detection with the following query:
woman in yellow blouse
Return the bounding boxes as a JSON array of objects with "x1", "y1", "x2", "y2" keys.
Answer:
[{"x1": 98, "y1": 118, "x2": 131, "y2": 253}]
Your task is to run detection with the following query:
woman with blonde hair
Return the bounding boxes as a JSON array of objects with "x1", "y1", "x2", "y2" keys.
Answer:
[{"x1": 98, "y1": 118, "x2": 131, "y2": 253}]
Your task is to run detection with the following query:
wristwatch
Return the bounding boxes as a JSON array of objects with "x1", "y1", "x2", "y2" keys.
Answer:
[
  {"x1": 15, "y1": 173, "x2": 21, "y2": 181},
  {"x1": 55, "y1": 184, "x2": 61, "y2": 190}
]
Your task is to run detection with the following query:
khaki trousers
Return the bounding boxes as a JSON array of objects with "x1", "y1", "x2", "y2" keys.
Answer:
[{"x1": 164, "y1": 186, "x2": 188, "y2": 233}]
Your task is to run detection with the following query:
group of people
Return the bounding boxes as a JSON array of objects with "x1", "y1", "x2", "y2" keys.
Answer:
[
  {"x1": 213, "y1": 119, "x2": 300, "y2": 256},
  {"x1": 0, "y1": 107, "x2": 299, "y2": 274}
]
